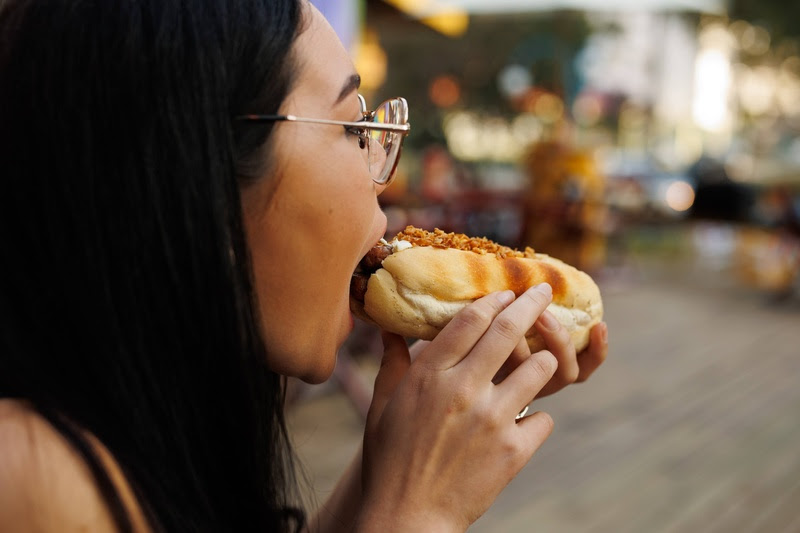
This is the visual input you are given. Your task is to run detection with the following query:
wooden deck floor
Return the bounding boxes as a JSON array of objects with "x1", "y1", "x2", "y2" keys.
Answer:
[{"x1": 287, "y1": 256, "x2": 800, "y2": 532}]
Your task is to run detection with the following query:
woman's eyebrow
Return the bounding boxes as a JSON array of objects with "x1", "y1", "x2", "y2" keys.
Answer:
[{"x1": 335, "y1": 73, "x2": 361, "y2": 105}]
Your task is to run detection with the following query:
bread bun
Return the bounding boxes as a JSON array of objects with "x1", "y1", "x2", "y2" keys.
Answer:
[{"x1": 351, "y1": 227, "x2": 603, "y2": 352}]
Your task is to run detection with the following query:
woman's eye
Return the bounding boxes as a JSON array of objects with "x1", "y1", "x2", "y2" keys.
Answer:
[{"x1": 346, "y1": 127, "x2": 367, "y2": 149}]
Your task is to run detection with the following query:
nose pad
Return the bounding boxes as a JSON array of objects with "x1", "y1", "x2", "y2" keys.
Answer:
[{"x1": 368, "y1": 137, "x2": 388, "y2": 178}]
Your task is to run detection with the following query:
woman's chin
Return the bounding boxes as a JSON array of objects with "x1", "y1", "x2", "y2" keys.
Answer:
[
  {"x1": 298, "y1": 354, "x2": 337, "y2": 385},
  {"x1": 271, "y1": 303, "x2": 353, "y2": 384},
  {"x1": 301, "y1": 319, "x2": 352, "y2": 384},
  {"x1": 304, "y1": 311, "x2": 350, "y2": 381}
]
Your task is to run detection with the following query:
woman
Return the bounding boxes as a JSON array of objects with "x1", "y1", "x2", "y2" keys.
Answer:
[{"x1": 0, "y1": 0, "x2": 608, "y2": 531}]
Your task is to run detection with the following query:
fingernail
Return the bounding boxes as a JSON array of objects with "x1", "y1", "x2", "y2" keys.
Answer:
[
  {"x1": 601, "y1": 323, "x2": 608, "y2": 344},
  {"x1": 497, "y1": 290, "x2": 515, "y2": 306},
  {"x1": 538, "y1": 309, "x2": 559, "y2": 331}
]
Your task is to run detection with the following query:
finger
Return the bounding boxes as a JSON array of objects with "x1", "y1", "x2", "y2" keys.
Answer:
[
  {"x1": 408, "y1": 339, "x2": 430, "y2": 363},
  {"x1": 496, "y1": 349, "x2": 557, "y2": 414},
  {"x1": 515, "y1": 410, "x2": 555, "y2": 448},
  {"x1": 461, "y1": 283, "x2": 553, "y2": 380},
  {"x1": 366, "y1": 332, "x2": 411, "y2": 435},
  {"x1": 531, "y1": 309, "x2": 578, "y2": 398},
  {"x1": 416, "y1": 290, "x2": 516, "y2": 370},
  {"x1": 492, "y1": 336, "x2": 531, "y2": 384},
  {"x1": 576, "y1": 322, "x2": 608, "y2": 383}
]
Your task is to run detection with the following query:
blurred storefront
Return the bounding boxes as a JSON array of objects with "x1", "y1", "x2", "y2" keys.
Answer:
[{"x1": 314, "y1": 0, "x2": 800, "y2": 295}]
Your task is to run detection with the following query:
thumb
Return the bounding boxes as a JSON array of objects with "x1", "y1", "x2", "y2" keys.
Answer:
[{"x1": 366, "y1": 331, "x2": 411, "y2": 435}]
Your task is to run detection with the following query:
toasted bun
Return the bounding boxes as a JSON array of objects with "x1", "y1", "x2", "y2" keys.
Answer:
[{"x1": 351, "y1": 229, "x2": 603, "y2": 352}]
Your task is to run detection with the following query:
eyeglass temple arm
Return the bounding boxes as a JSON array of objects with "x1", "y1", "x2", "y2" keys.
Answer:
[{"x1": 236, "y1": 114, "x2": 410, "y2": 133}]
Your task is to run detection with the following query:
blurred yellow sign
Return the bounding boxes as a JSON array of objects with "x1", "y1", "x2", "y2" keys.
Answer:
[{"x1": 383, "y1": 0, "x2": 469, "y2": 36}]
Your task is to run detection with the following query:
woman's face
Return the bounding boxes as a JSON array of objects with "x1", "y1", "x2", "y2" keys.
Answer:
[{"x1": 241, "y1": 5, "x2": 388, "y2": 383}]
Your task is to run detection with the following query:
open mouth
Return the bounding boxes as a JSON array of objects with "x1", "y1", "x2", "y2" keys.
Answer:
[{"x1": 351, "y1": 239, "x2": 394, "y2": 303}]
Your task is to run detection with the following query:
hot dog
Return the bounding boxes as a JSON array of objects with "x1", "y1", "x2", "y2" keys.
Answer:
[{"x1": 350, "y1": 226, "x2": 603, "y2": 353}]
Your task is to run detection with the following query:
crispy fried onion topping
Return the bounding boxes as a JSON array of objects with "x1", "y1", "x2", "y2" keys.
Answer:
[{"x1": 394, "y1": 226, "x2": 535, "y2": 259}]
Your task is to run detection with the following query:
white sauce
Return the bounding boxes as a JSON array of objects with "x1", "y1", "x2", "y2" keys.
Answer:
[{"x1": 391, "y1": 239, "x2": 413, "y2": 253}]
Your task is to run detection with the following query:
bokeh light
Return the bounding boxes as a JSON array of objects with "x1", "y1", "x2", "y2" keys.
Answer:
[
  {"x1": 572, "y1": 93, "x2": 604, "y2": 127},
  {"x1": 429, "y1": 75, "x2": 461, "y2": 108},
  {"x1": 420, "y1": 10, "x2": 469, "y2": 37},
  {"x1": 665, "y1": 180, "x2": 696, "y2": 212},
  {"x1": 354, "y1": 30, "x2": 387, "y2": 91},
  {"x1": 498, "y1": 64, "x2": 532, "y2": 99},
  {"x1": 737, "y1": 64, "x2": 777, "y2": 116},
  {"x1": 534, "y1": 93, "x2": 564, "y2": 123},
  {"x1": 777, "y1": 58, "x2": 800, "y2": 116},
  {"x1": 693, "y1": 48, "x2": 732, "y2": 131},
  {"x1": 740, "y1": 24, "x2": 771, "y2": 56}
]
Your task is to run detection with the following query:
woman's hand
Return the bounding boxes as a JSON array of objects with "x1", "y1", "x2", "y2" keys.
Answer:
[
  {"x1": 494, "y1": 315, "x2": 609, "y2": 399},
  {"x1": 356, "y1": 284, "x2": 563, "y2": 532},
  {"x1": 535, "y1": 317, "x2": 608, "y2": 398},
  {"x1": 411, "y1": 315, "x2": 608, "y2": 400}
]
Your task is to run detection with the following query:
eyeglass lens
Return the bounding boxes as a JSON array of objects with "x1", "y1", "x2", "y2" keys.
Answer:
[{"x1": 367, "y1": 99, "x2": 405, "y2": 184}]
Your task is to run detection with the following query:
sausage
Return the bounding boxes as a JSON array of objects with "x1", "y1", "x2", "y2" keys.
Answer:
[
  {"x1": 352, "y1": 244, "x2": 393, "y2": 302},
  {"x1": 359, "y1": 244, "x2": 393, "y2": 271},
  {"x1": 350, "y1": 273, "x2": 370, "y2": 302}
]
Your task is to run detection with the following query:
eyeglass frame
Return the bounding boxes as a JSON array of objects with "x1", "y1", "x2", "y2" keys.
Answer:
[{"x1": 236, "y1": 94, "x2": 411, "y2": 185}]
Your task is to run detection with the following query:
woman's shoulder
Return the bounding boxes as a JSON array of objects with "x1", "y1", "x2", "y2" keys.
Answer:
[{"x1": 0, "y1": 399, "x2": 147, "y2": 532}]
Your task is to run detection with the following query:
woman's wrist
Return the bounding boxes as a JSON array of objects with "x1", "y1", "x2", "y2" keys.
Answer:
[
  {"x1": 354, "y1": 500, "x2": 465, "y2": 533},
  {"x1": 304, "y1": 448, "x2": 364, "y2": 533}
]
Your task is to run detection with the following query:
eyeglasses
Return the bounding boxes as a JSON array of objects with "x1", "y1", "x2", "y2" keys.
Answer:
[{"x1": 237, "y1": 94, "x2": 410, "y2": 186}]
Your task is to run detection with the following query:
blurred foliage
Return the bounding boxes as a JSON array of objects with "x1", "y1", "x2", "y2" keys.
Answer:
[{"x1": 729, "y1": 0, "x2": 800, "y2": 42}]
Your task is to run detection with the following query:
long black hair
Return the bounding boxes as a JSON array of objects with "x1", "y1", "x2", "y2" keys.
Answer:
[{"x1": 0, "y1": 0, "x2": 305, "y2": 530}]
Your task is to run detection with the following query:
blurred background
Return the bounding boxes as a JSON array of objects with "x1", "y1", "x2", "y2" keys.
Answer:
[{"x1": 289, "y1": 1, "x2": 800, "y2": 531}]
